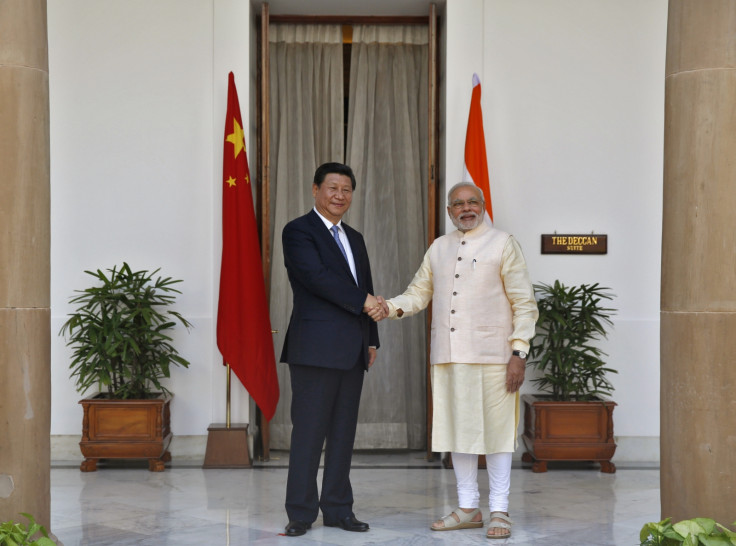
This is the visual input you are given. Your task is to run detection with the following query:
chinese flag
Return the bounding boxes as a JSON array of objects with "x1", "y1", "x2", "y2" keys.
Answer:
[
  {"x1": 463, "y1": 73, "x2": 493, "y2": 224},
  {"x1": 217, "y1": 72, "x2": 279, "y2": 421}
]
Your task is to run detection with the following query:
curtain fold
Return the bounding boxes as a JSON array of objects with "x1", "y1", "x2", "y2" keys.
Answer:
[
  {"x1": 267, "y1": 24, "x2": 344, "y2": 447},
  {"x1": 267, "y1": 23, "x2": 429, "y2": 450},
  {"x1": 345, "y1": 25, "x2": 429, "y2": 449}
]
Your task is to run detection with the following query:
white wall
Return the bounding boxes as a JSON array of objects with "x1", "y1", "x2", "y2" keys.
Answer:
[
  {"x1": 445, "y1": 0, "x2": 667, "y2": 449},
  {"x1": 48, "y1": 0, "x2": 255, "y2": 441},
  {"x1": 47, "y1": 0, "x2": 667, "y2": 459}
]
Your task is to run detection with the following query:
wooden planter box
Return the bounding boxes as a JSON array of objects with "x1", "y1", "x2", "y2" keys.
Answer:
[
  {"x1": 521, "y1": 394, "x2": 616, "y2": 473},
  {"x1": 79, "y1": 393, "x2": 173, "y2": 472}
]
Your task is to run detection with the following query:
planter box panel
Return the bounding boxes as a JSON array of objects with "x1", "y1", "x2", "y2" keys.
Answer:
[
  {"x1": 542, "y1": 406, "x2": 607, "y2": 442},
  {"x1": 80, "y1": 436, "x2": 172, "y2": 460},
  {"x1": 91, "y1": 405, "x2": 158, "y2": 440},
  {"x1": 526, "y1": 442, "x2": 616, "y2": 462}
]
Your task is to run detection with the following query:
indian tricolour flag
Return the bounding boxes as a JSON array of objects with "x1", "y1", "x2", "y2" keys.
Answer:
[{"x1": 462, "y1": 73, "x2": 493, "y2": 224}]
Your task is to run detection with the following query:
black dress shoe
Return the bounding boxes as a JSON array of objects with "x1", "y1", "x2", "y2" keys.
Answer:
[
  {"x1": 324, "y1": 515, "x2": 369, "y2": 532},
  {"x1": 285, "y1": 520, "x2": 311, "y2": 537}
]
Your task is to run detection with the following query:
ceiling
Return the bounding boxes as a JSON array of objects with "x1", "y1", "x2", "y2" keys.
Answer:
[{"x1": 259, "y1": 0, "x2": 441, "y2": 17}]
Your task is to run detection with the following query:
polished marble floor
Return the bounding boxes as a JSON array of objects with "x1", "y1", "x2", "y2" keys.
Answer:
[{"x1": 50, "y1": 451, "x2": 659, "y2": 545}]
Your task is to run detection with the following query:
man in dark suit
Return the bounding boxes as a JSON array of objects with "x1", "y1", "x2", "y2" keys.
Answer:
[{"x1": 281, "y1": 162, "x2": 380, "y2": 537}]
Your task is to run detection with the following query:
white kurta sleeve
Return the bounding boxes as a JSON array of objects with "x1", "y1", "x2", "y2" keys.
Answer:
[
  {"x1": 501, "y1": 237, "x2": 539, "y2": 352},
  {"x1": 386, "y1": 247, "x2": 434, "y2": 319}
]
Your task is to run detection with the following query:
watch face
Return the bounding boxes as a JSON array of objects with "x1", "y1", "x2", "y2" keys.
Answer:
[{"x1": 515, "y1": 351, "x2": 527, "y2": 359}]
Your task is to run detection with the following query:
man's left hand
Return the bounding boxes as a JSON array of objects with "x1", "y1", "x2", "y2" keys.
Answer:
[
  {"x1": 506, "y1": 355, "x2": 526, "y2": 393},
  {"x1": 368, "y1": 347, "x2": 377, "y2": 368}
]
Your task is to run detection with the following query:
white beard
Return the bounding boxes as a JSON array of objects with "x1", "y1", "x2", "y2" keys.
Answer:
[{"x1": 451, "y1": 210, "x2": 484, "y2": 232}]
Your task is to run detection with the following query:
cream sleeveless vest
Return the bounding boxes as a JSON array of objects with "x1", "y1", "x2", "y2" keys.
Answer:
[{"x1": 428, "y1": 222, "x2": 513, "y2": 365}]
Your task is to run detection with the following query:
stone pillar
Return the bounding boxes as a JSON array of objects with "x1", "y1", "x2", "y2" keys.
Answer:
[
  {"x1": 0, "y1": 0, "x2": 51, "y2": 530},
  {"x1": 661, "y1": 0, "x2": 736, "y2": 525}
]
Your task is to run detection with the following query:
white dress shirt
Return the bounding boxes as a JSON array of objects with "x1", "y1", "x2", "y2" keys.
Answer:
[{"x1": 313, "y1": 208, "x2": 358, "y2": 283}]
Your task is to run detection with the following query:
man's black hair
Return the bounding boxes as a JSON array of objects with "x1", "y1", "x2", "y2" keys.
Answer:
[{"x1": 313, "y1": 162, "x2": 356, "y2": 190}]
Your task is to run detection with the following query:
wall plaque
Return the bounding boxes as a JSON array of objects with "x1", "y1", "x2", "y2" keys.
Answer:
[{"x1": 541, "y1": 234, "x2": 607, "y2": 254}]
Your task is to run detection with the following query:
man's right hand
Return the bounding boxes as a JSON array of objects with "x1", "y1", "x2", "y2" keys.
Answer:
[
  {"x1": 377, "y1": 296, "x2": 389, "y2": 320},
  {"x1": 364, "y1": 293, "x2": 379, "y2": 312},
  {"x1": 365, "y1": 296, "x2": 389, "y2": 322},
  {"x1": 364, "y1": 294, "x2": 386, "y2": 321}
]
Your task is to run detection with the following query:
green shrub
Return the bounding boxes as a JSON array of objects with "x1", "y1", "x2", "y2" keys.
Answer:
[
  {"x1": 0, "y1": 513, "x2": 56, "y2": 546},
  {"x1": 59, "y1": 263, "x2": 191, "y2": 399},
  {"x1": 528, "y1": 281, "x2": 617, "y2": 401},
  {"x1": 640, "y1": 517, "x2": 736, "y2": 545}
]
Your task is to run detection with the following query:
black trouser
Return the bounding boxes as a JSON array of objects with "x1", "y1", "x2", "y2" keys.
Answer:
[{"x1": 285, "y1": 360, "x2": 365, "y2": 523}]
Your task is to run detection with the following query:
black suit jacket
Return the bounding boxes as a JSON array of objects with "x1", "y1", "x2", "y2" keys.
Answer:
[{"x1": 280, "y1": 210, "x2": 379, "y2": 370}]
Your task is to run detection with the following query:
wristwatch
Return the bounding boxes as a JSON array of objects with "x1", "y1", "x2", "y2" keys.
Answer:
[{"x1": 512, "y1": 350, "x2": 528, "y2": 359}]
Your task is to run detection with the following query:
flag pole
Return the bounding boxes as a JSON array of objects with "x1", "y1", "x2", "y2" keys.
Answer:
[
  {"x1": 202, "y1": 362, "x2": 250, "y2": 468},
  {"x1": 226, "y1": 364, "x2": 231, "y2": 428}
]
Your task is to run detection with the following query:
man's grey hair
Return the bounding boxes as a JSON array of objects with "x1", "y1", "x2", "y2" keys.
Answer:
[{"x1": 447, "y1": 181, "x2": 484, "y2": 204}]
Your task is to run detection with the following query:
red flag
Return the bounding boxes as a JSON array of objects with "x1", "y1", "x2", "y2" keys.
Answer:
[
  {"x1": 463, "y1": 73, "x2": 493, "y2": 224},
  {"x1": 217, "y1": 72, "x2": 279, "y2": 421}
]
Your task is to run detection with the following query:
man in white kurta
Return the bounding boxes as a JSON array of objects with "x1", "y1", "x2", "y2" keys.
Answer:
[{"x1": 373, "y1": 182, "x2": 537, "y2": 539}]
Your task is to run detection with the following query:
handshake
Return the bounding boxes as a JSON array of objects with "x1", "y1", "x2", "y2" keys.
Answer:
[{"x1": 363, "y1": 294, "x2": 389, "y2": 322}]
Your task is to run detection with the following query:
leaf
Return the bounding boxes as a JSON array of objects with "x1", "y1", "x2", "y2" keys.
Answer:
[
  {"x1": 673, "y1": 519, "x2": 711, "y2": 537},
  {"x1": 698, "y1": 536, "x2": 736, "y2": 546},
  {"x1": 641, "y1": 522, "x2": 660, "y2": 542}
]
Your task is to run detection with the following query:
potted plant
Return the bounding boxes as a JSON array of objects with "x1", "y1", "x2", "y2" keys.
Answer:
[
  {"x1": 60, "y1": 263, "x2": 191, "y2": 472},
  {"x1": 521, "y1": 281, "x2": 617, "y2": 473}
]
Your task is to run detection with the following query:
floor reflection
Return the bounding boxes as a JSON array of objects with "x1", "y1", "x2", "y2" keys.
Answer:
[{"x1": 50, "y1": 451, "x2": 660, "y2": 545}]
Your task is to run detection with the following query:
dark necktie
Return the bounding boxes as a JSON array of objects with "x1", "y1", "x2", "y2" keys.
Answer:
[{"x1": 331, "y1": 225, "x2": 349, "y2": 263}]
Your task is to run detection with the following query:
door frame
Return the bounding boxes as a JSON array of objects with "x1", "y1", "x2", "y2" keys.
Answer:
[{"x1": 256, "y1": 3, "x2": 441, "y2": 461}]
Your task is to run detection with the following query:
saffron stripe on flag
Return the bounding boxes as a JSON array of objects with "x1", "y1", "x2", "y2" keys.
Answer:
[{"x1": 463, "y1": 73, "x2": 493, "y2": 224}]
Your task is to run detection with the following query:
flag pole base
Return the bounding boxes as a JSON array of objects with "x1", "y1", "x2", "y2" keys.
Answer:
[{"x1": 202, "y1": 423, "x2": 251, "y2": 468}]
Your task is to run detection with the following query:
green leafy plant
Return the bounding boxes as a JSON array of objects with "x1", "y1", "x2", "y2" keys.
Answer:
[
  {"x1": 60, "y1": 263, "x2": 192, "y2": 399},
  {"x1": 640, "y1": 517, "x2": 736, "y2": 545},
  {"x1": 528, "y1": 281, "x2": 617, "y2": 401},
  {"x1": 0, "y1": 513, "x2": 56, "y2": 546}
]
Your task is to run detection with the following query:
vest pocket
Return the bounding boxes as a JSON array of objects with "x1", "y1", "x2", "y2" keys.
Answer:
[{"x1": 469, "y1": 326, "x2": 509, "y2": 360}]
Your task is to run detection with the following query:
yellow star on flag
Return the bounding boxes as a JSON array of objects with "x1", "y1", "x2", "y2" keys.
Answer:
[
  {"x1": 226, "y1": 175, "x2": 237, "y2": 188},
  {"x1": 225, "y1": 118, "x2": 245, "y2": 159}
]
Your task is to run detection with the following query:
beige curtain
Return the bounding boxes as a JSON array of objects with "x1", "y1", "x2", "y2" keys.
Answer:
[
  {"x1": 267, "y1": 24, "x2": 344, "y2": 447},
  {"x1": 345, "y1": 25, "x2": 429, "y2": 449},
  {"x1": 267, "y1": 23, "x2": 429, "y2": 450}
]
